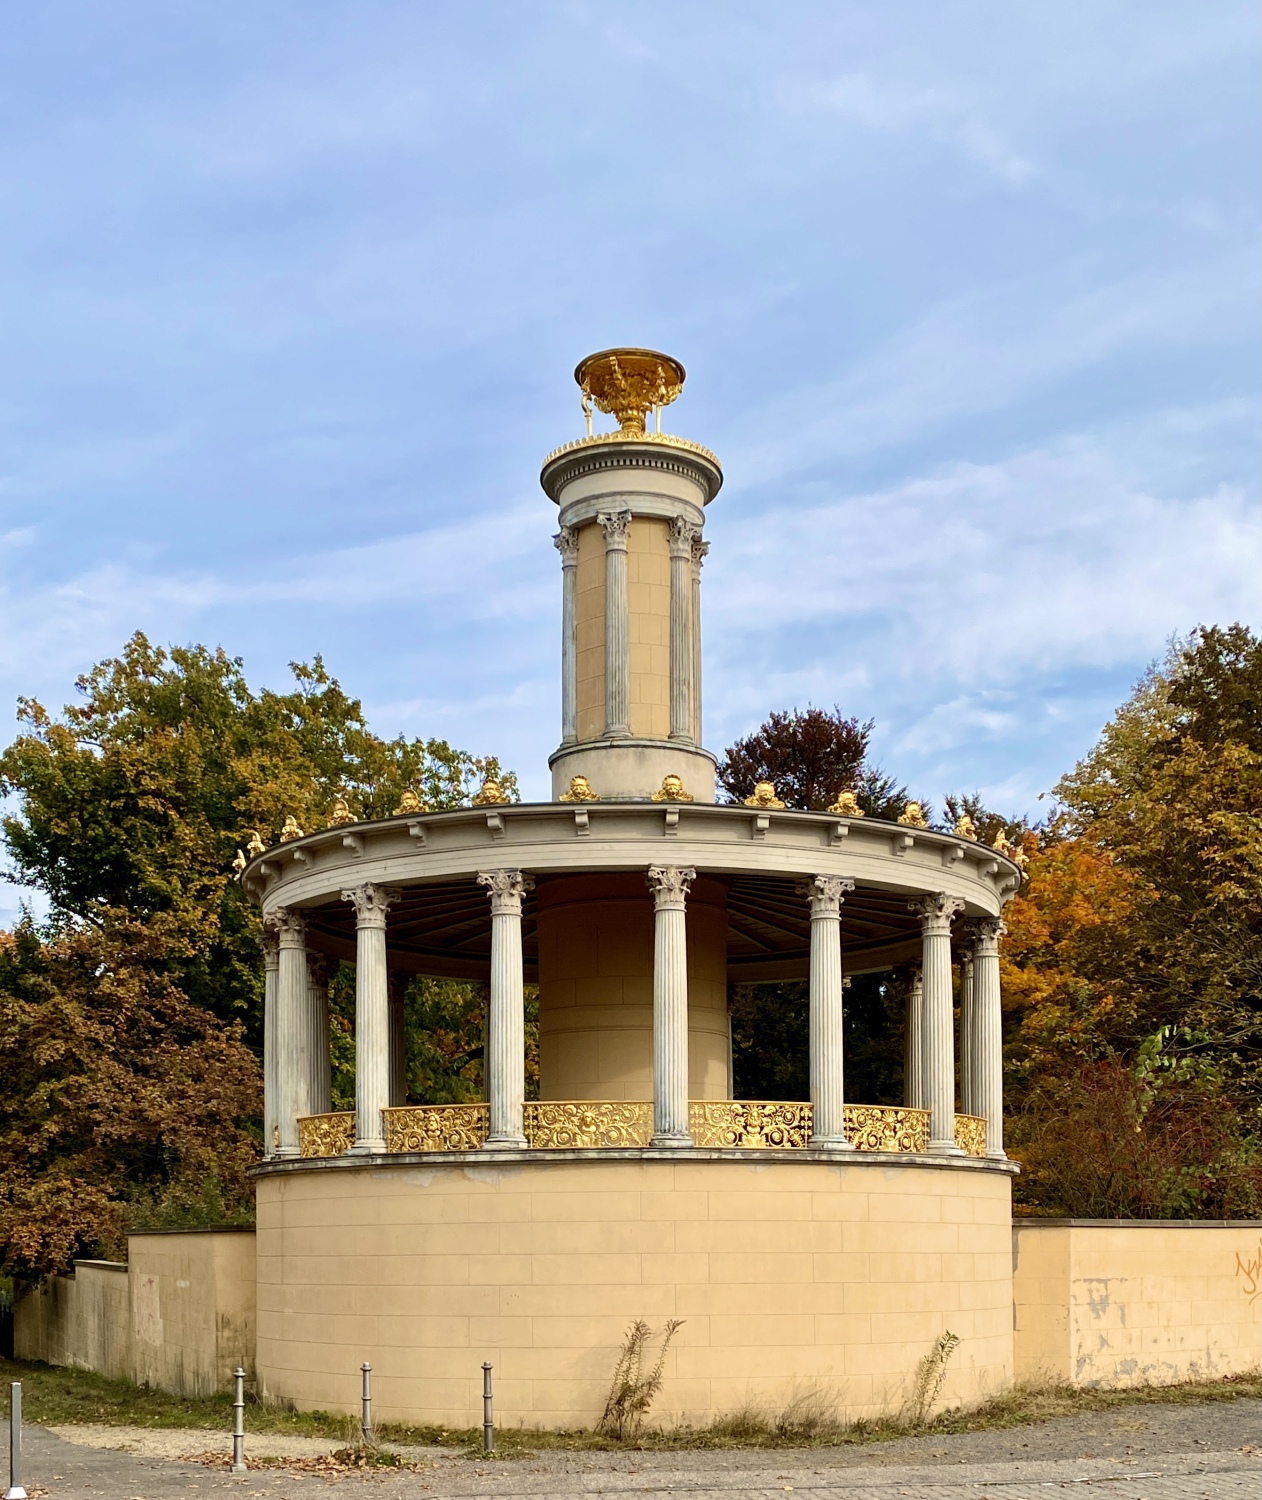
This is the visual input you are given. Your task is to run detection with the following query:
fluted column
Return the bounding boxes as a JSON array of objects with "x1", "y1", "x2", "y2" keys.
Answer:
[
  {"x1": 647, "y1": 865, "x2": 695, "y2": 1146},
  {"x1": 260, "y1": 927, "x2": 280, "y2": 1158},
  {"x1": 598, "y1": 510, "x2": 631, "y2": 738},
  {"x1": 800, "y1": 875, "x2": 855, "y2": 1148},
  {"x1": 387, "y1": 972, "x2": 407, "y2": 1108},
  {"x1": 973, "y1": 917, "x2": 1007, "y2": 1159},
  {"x1": 903, "y1": 964, "x2": 924, "y2": 1109},
  {"x1": 958, "y1": 950, "x2": 977, "y2": 1118},
  {"x1": 554, "y1": 526, "x2": 579, "y2": 745},
  {"x1": 478, "y1": 870, "x2": 533, "y2": 1147},
  {"x1": 912, "y1": 893, "x2": 965, "y2": 1154},
  {"x1": 306, "y1": 952, "x2": 332, "y2": 1117},
  {"x1": 271, "y1": 908, "x2": 308, "y2": 1158},
  {"x1": 669, "y1": 517, "x2": 697, "y2": 743},
  {"x1": 341, "y1": 883, "x2": 399, "y2": 1154},
  {"x1": 690, "y1": 536, "x2": 708, "y2": 746}
]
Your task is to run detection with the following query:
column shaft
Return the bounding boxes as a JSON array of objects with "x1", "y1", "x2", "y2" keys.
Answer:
[
  {"x1": 273, "y1": 910, "x2": 308, "y2": 1158},
  {"x1": 669, "y1": 518, "x2": 696, "y2": 742},
  {"x1": 554, "y1": 527, "x2": 579, "y2": 745},
  {"x1": 903, "y1": 965, "x2": 925, "y2": 1109},
  {"x1": 959, "y1": 952, "x2": 976, "y2": 1117},
  {"x1": 974, "y1": 918, "x2": 1007, "y2": 1159},
  {"x1": 478, "y1": 870, "x2": 532, "y2": 1146},
  {"x1": 690, "y1": 537, "x2": 708, "y2": 746},
  {"x1": 261, "y1": 929, "x2": 280, "y2": 1157},
  {"x1": 648, "y1": 866, "x2": 695, "y2": 1145},
  {"x1": 913, "y1": 894, "x2": 965, "y2": 1153},
  {"x1": 342, "y1": 884, "x2": 398, "y2": 1154},
  {"x1": 387, "y1": 974, "x2": 407, "y2": 1108},
  {"x1": 306, "y1": 953, "x2": 332, "y2": 1117},
  {"x1": 801, "y1": 875, "x2": 854, "y2": 1146},
  {"x1": 599, "y1": 511, "x2": 631, "y2": 737}
]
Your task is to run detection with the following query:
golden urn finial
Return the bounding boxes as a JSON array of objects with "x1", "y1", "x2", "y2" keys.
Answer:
[
  {"x1": 575, "y1": 348, "x2": 685, "y2": 435},
  {"x1": 245, "y1": 830, "x2": 266, "y2": 857},
  {"x1": 559, "y1": 775, "x2": 600, "y2": 803},
  {"x1": 744, "y1": 781, "x2": 786, "y2": 810},
  {"x1": 828, "y1": 789, "x2": 865, "y2": 818},
  {"x1": 279, "y1": 815, "x2": 304, "y2": 842}
]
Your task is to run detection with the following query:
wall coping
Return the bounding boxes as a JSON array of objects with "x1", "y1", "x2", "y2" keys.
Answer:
[
  {"x1": 124, "y1": 1224, "x2": 257, "y2": 1237},
  {"x1": 1013, "y1": 1217, "x2": 1262, "y2": 1228},
  {"x1": 68, "y1": 1259, "x2": 128, "y2": 1272}
]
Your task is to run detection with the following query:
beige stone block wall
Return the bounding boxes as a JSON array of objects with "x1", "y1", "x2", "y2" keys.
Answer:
[
  {"x1": 536, "y1": 875, "x2": 730, "y2": 1100},
  {"x1": 1012, "y1": 1220, "x2": 1262, "y2": 1387},
  {"x1": 574, "y1": 521, "x2": 605, "y2": 742},
  {"x1": 14, "y1": 1261, "x2": 130, "y2": 1380},
  {"x1": 255, "y1": 1158, "x2": 1013, "y2": 1429},
  {"x1": 626, "y1": 517, "x2": 671, "y2": 741},
  {"x1": 128, "y1": 1230, "x2": 257, "y2": 1396}
]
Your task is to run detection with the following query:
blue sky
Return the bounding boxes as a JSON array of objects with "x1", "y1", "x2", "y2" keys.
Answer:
[{"x1": 1, "y1": 2, "x2": 1258, "y2": 918}]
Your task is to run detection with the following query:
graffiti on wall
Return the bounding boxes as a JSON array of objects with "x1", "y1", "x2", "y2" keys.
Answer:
[{"x1": 1235, "y1": 1239, "x2": 1261, "y2": 1306}]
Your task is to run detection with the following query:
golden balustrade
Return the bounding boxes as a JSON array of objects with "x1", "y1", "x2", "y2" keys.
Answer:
[
  {"x1": 954, "y1": 1113, "x2": 988, "y2": 1158},
  {"x1": 292, "y1": 1102, "x2": 978, "y2": 1158}
]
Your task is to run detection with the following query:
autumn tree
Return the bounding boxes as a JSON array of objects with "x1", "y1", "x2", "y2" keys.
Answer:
[{"x1": 717, "y1": 706, "x2": 911, "y2": 815}]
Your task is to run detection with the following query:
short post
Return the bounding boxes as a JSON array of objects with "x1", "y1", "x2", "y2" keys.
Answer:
[
  {"x1": 360, "y1": 1362, "x2": 374, "y2": 1444},
  {"x1": 5, "y1": 1382, "x2": 26, "y2": 1500},
  {"x1": 230, "y1": 1367, "x2": 247, "y2": 1474},
  {"x1": 481, "y1": 1362, "x2": 494, "y2": 1454}
]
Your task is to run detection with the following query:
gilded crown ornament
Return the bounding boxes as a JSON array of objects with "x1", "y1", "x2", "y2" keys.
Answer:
[
  {"x1": 471, "y1": 776, "x2": 511, "y2": 807},
  {"x1": 245, "y1": 830, "x2": 266, "y2": 857},
  {"x1": 327, "y1": 796, "x2": 354, "y2": 826},
  {"x1": 897, "y1": 801, "x2": 929, "y2": 828},
  {"x1": 559, "y1": 775, "x2": 599, "y2": 803},
  {"x1": 828, "y1": 790, "x2": 865, "y2": 818},
  {"x1": 953, "y1": 814, "x2": 978, "y2": 840},
  {"x1": 393, "y1": 789, "x2": 427, "y2": 816},
  {"x1": 991, "y1": 829, "x2": 1012, "y2": 856},
  {"x1": 279, "y1": 815, "x2": 304, "y2": 842},
  {"x1": 744, "y1": 781, "x2": 786, "y2": 810},
  {"x1": 231, "y1": 848, "x2": 247, "y2": 874},
  {"x1": 575, "y1": 347, "x2": 685, "y2": 435},
  {"x1": 651, "y1": 773, "x2": 694, "y2": 803}
]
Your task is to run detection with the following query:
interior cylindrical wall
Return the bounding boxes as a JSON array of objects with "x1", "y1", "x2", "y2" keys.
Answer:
[{"x1": 536, "y1": 873, "x2": 729, "y2": 1100}]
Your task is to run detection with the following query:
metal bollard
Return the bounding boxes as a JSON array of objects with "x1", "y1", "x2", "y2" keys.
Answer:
[
  {"x1": 360, "y1": 1362, "x2": 374, "y2": 1444},
  {"x1": 4, "y1": 1382, "x2": 26, "y2": 1500},
  {"x1": 230, "y1": 1367, "x2": 247, "y2": 1474},
  {"x1": 481, "y1": 1362, "x2": 494, "y2": 1454}
]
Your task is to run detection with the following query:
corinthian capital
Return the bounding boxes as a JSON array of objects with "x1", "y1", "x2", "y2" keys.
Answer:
[
  {"x1": 597, "y1": 509, "x2": 632, "y2": 548},
  {"x1": 258, "y1": 925, "x2": 280, "y2": 968},
  {"x1": 691, "y1": 536, "x2": 710, "y2": 567},
  {"x1": 910, "y1": 892, "x2": 965, "y2": 934},
  {"x1": 669, "y1": 514, "x2": 699, "y2": 558},
  {"x1": 647, "y1": 865, "x2": 696, "y2": 910},
  {"x1": 477, "y1": 868, "x2": 534, "y2": 916},
  {"x1": 265, "y1": 906, "x2": 306, "y2": 949},
  {"x1": 341, "y1": 883, "x2": 400, "y2": 929},
  {"x1": 973, "y1": 916, "x2": 1007, "y2": 951},
  {"x1": 796, "y1": 874, "x2": 855, "y2": 917},
  {"x1": 553, "y1": 526, "x2": 579, "y2": 565}
]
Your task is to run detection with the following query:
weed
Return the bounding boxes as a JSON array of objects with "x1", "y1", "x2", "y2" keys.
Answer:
[
  {"x1": 904, "y1": 1330, "x2": 960, "y2": 1424},
  {"x1": 597, "y1": 1318, "x2": 683, "y2": 1440}
]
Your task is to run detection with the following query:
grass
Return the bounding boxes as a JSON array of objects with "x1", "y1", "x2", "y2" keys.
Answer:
[{"x1": 1, "y1": 1356, "x2": 1257, "y2": 1455}]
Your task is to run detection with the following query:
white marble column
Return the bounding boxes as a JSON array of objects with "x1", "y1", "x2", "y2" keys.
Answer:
[
  {"x1": 260, "y1": 927, "x2": 280, "y2": 1157},
  {"x1": 912, "y1": 893, "x2": 965, "y2": 1154},
  {"x1": 387, "y1": 972, "x2": 407, "y2": 1108},
  {"x1": 271, "y1": 908, "x2": 308, "y2": 1158},
  {"x1": 690, "y1": 535, "x2": 708, "y2": 747},
  {"x1": 598, "y1": 510, "x2": 631, "y2": 738},
  {"x1": 958, "y1": 949, "x2": 977, "y2": 1118},
  {"x1": 801, "y1": 875, "x2": 856, "y2": 1148},
  {"x1": 306, "y1": 952, "x2": 332, "y2": 1117},
  {"x1": 973, "y1": 917, "x2": 1007, "y2": 1159},
  {"x1": 341, "y1": 883, "x2": 399, "y2": 1154},
  {"x1": 478, "y1": 869, "x2": 533, "y2": 1147},
  {"x1": 669, "y1": 517, "x2": 697, "y2": 743},
  {"x1": 903, "y1": 964, "x2": 924, "y2": 1109},
  {"x1": 554, "y1": 526, "x2": 579, "y2": 745},
  {"x1": 648, "y1": 866, "x2": 695, "y2": 1146}
]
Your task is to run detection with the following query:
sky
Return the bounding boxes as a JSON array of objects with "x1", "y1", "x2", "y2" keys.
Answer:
[{"x1": 0, "y1": 3, "x2": 1258, "y2": 921}]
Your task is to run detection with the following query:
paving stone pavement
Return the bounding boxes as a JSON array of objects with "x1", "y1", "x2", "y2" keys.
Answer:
[{"x1": 16, "y1": 1398, "x2": 1261, "y2": 1500}]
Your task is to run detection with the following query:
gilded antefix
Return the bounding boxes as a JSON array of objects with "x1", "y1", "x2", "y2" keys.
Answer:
[{"x1": 244, "y1": 346, "x2": 1022, "y2": 1430}]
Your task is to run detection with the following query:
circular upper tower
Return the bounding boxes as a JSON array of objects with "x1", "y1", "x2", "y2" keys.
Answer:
[{"x1": 541, "y1": 348, "x2": 723, "y2": 803}]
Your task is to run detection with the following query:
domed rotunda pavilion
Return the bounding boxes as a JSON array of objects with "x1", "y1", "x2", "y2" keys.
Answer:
[{"x1": 243, "y1": 349, "x2": 1022, "y2": 1430}]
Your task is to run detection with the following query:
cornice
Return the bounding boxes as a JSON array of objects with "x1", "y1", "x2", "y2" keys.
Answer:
[{"x1": 540, "y1": 432, "x2": 723, "y2": 503}]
